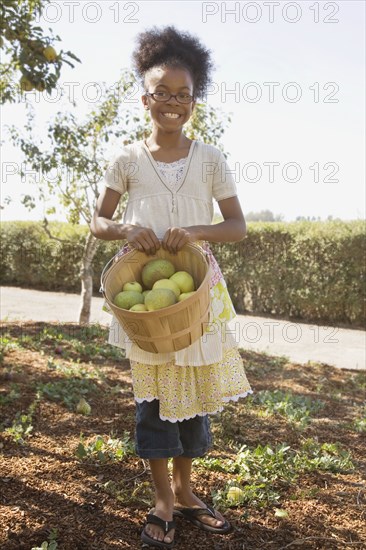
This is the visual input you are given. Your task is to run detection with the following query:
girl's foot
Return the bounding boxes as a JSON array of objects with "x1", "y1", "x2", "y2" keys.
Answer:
[
  {"x1": 144, "y1": 495, "x2": 175, "y2": 544},
  {"x1": 173, "y1": 489, "x2": 227, "y2": 529}
]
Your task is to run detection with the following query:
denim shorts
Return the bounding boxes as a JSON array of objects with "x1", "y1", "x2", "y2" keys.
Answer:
[{"x1": 135, "y1": 399, "x2": 212, "y2": 459}]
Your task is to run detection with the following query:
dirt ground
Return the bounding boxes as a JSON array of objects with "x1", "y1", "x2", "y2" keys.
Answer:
[{"x1": 0, "y1": 322, "x2": 365, "y2": 550}]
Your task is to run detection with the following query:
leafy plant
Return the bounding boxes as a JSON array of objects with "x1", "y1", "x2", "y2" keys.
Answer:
[
  {"x1": 31, "y1": 527, "x2": 58, "y2": 550},
  {"x1": 0, "y1": 383, "x2": 21, "y2": 405},
  {"x1": 35, "y1": 378, "x2": 99, "y2": 411},
  {"x1": 6, "y1": 323, "x2": 123, "y2": 361},
  {"x1": 99, "y1": 479, "x2": 153, "y2": 506},
  {"x1": 47, "y1": 358, "x2": 102, "y2": 380},
  {"x1": 196, "y1": 439, "x2": 354, "y2": 509},
  {"x1": 350, "y1": 372, "x2": 366, "y2": 391},
  {"x1": 250, "y1": 389, "x2": 324, "y2": 428},
  {"x1": 4, "y1": 391, "x2": 42, "y2": 444},
  {"x1": 353, "y1": 416, "x2": 366, "y2": 432},
  {"x1": 75, "y1": 432, "x2": 135, "y2": 462},
  {"x1": 0, "y1": 335, "x2": 19, "y2": 363}
]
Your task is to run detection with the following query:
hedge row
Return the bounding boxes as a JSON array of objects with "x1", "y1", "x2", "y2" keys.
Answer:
[
  {"x1": 1, "y1": 220, "x2": 365, "y2": 327},
  {"x1": 210, "y1": 220, "x2": 365, "y2": 327}
]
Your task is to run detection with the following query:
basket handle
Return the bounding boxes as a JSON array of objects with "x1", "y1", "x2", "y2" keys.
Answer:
[{"x1": 99, "y1": 249, "x2": 126, "y2": 296}]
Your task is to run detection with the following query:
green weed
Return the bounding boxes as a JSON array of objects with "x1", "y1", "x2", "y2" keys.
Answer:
[
  {"x1": 75, "y1": 431, "x2": 135, "y2": 462},
  {"x1": 0, "y1": 335, "x2": 19, "y2": 363},
  {"x1": 46, "y1": 357, "x2": 104, "y2": 379},
  {"x1": 4, "y1": 391, "x2": 42, "y2": 445},
  {"x1": 35, "y1": 378, "x2": 99, "y2": 411},
  {"x1": 250, "y1": 389, "x2": 324, "y2": 428},
  {"x1": 196, "y1": 438, "x2": 354, "y2": 509},
  {"x1": 351, "y1": 404, "x2": 366, "y2": 433},
  {"x1": 350, "y1": 372, "x2": 366, "y2": 391},
  {"x1": 0, "y1": 383, "x2": 21, "y2": 405},
  {"x1": 2, "y1": 324, "x2": 124, "y2": 361},
  {"x1": 31, "y1": 528, "x2": 58, "y2": 549},
  {"x1": 99, "y1": 479, "x2": 153, "y2": 506}
]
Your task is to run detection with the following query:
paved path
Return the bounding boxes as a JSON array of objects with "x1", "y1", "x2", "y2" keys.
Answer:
[{"x1": 1, "y1": 286, "x2": 365, "y2": 371}]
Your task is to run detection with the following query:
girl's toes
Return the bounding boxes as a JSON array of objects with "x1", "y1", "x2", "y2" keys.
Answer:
[{"x1": 164, "y1": 529, "x2": 174, "y2": 543}]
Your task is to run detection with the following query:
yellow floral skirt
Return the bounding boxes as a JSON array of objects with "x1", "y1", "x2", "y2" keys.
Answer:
[
  {"x1": 131, "y1": 347, "x2": 252, "y2": 422},
  {"x1": 124, "y1": 241, "x2": 252, "y2": 422}
]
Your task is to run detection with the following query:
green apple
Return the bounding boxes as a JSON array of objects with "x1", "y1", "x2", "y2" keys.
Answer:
[
  {"x1": 76, "y1": 398, "x2": 91, "y2": 415},
  {"x1": 178, "y1": 291, "x2": 196, "y2": 302},
  {"x1": 113, "y1": 290, "x2": 144, "y2": 309},
  {"x1": 226, "y1": 486, "x2": 245, "y2": 504},
  {"x1": 142, "y1": 290, "x2": 151, "y2": 301},
  {"x1": 19, "y1": 75, "x2": 34, "y2": 91},
  {"x1": 129, "y1": 304, "x2": 148, "y2": 312},
  {"x1": 152, "y1": 278, "x2": 180, "y2": 299},
  {"x1": 145, "y1": 288, "x2": 177, "y2": 311},
  {"x1": 169, "y1": 271, "x2": 195, "y2": 293},
  {"x1": 43, "y1": 45, "x2": 58, "y2": 62},
  {"x1": 142, "y1": 259, "x2": 175, "y2": 289},
  {"x1": 123, "y1": 281, "x2": 143, "y2": 293}
]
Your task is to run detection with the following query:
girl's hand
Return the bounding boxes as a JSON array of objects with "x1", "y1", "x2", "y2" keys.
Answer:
[
  {"x1": 162, "y1": 227, "x2": 198, "y2": 254},
  {"x1": 125, "y1": 225, "x2": 161, "y2": 255}
]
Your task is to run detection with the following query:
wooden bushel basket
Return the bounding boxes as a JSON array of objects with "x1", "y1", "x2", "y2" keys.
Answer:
[{"x1": 101, "y1": 242, "x2": 212, "y2": 354}]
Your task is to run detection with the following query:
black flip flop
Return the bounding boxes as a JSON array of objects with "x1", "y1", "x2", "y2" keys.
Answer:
[
  {"x1": 141, "y1": 512, "x2": 176, "y2": 548},
  {"x1": 173, "y1": 504, "x2": 232, "y2": 534}
]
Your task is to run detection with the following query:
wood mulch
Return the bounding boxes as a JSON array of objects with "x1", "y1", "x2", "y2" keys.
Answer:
[{"x1": 0, "y1": 322, "x2": 365, "y2": 550}]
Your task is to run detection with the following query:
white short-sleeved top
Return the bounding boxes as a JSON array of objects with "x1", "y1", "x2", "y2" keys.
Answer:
[{"x1": 102, "y1": 139, "x2": 237, "y2": 238}]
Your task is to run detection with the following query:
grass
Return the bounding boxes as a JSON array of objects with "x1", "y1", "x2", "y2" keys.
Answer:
[{"x1": 1, "y1": 323, "x2": 124, "y2": 361}]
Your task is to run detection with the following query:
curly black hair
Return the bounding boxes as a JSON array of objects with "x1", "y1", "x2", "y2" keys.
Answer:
[{"x1": 132, "y1": 25, "x2": 214, "y2": 100}]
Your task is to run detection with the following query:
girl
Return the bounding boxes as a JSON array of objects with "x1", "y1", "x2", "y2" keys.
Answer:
[{"x1": 91, "y1": 26, "x2": 252, "y2": 549}]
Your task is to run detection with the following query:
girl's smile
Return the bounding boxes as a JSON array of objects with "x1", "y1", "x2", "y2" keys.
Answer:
[{"x1": 161, "y1": 112, "x2": 181, "y2": 118}]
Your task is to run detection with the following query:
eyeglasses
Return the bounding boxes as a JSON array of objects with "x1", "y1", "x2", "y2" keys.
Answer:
[{"x1": 145, "y1": 91, "x2": 194, "y2": 104}]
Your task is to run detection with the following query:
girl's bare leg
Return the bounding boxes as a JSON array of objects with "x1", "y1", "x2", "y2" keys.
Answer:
[
  {"x1": 145, "y1": 458, "x2": 175, "y2": 543},
  {"x1": 171, "y1": 456, "x2": 226, "y2": 528}
]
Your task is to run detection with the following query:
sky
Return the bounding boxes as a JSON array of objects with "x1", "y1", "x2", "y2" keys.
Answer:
[{"x1": 1, "y1": 0, "x2": 365, "y2": 222}]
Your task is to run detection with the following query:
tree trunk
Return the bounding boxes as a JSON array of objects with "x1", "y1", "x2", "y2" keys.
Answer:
[{"x1": 78, "y1": 232, "x2": 100, "y2": 324}]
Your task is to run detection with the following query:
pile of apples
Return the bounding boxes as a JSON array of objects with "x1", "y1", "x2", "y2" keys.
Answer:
[{"x1": 113, "y1": 258, "x2": 196, "y2": 312}]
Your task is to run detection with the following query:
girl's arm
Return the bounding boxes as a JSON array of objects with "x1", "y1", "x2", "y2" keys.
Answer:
[
  {"x1": 90, "y1": 187, "x2": 160, "y2": 255},
  {"x1": 189, "y1": 196, "x2": 246, "y2": 243},
  {"x1": 162, "y1": 196, "x2": 246, "y2": 254}
]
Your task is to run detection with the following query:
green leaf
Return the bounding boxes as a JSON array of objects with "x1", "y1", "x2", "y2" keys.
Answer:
[
  {"x1": 97, "y1": 450, "x2": 105, "y2": 461},
  {"x1": 94, "y1": 437, "x2": 103, "y2": 451},
  {"x1": 76, "y1": 443, "x2": 87, "y2": 459}
]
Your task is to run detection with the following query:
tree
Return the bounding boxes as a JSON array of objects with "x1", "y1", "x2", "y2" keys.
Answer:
[
  {"x1": 245, "y1": 210, "x2": 284, "y2": 222},
  {"x1": 184, "y1": 103, "x2": 232, "y2": 156},
  {"x1": 7, "y1": 70, "x2": 232, "y2": 323},
  {"x1": 1, "y1": 0, "x2": 80, "y2": 103},
  {"x1": 295, "y1": 215, "x2": 322, "y2": 222}
]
